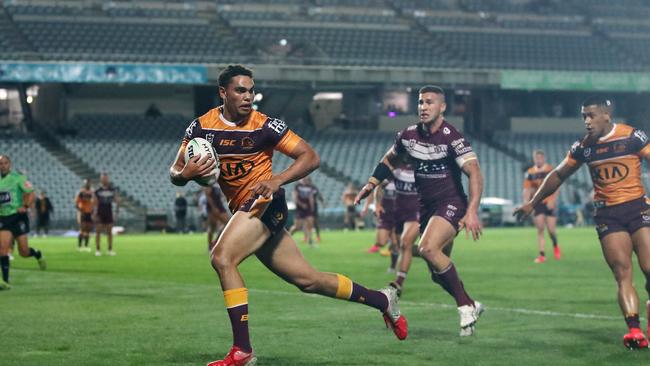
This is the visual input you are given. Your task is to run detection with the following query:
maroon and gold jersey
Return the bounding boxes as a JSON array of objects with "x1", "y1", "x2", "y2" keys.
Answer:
[
  {"x1": 566, "y1": 123, "x2": 650, "y2": 206},
  {"x1": 180, "y1": 107, "x2": 303, "y2": 212},
  {"x1": 524, "y1": 163, "x2": 558, "y2": 205}
]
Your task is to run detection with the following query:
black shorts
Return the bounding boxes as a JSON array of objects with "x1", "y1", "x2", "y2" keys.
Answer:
[
  {"x1": 533, "y1": 202, "x2": 556, "y2": 217},
  {"x1": 0, "y1": 213, "x2": 30, "y2": 238},
  {"x1": 81, "y1": 212, "x2": 93, "y2": 224},
  {"x1": 594, "y1": 197, "x2": 650, "y2": 239},
  {"x1": 96, "y1": 211, "x2": 113, "y2": 225},
  {"x1": 239, "y1": 188, "x2": 288, "y2": 236}
]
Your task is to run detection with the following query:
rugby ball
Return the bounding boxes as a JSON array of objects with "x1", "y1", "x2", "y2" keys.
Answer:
[{"x1": 184, "y1": 137, "x2": 219, "y2": 186}]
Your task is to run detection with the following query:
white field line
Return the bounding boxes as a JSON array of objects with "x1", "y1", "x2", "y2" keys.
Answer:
[{"x1": 249, "y1": 288, "x2": 626, "y2": 321}]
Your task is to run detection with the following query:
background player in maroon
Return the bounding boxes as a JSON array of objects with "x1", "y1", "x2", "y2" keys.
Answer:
[
  {"x1": 356, "y1": 85, "x2": 484, "y2": 336},
  {"x1": 290, "y1": 178, "x2": 315, "y2": 246},
  {"x1": 93, "y1": 173, "x2": 120, "y2": 256}
]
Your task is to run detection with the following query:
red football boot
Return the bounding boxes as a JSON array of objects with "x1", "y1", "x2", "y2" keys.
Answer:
[
  {"x1": 207, "y1": 346, "x2": 257, "y2": 366},
  {"x1": 380, "y1": 286, "x2": 408, "y2": 340},
  {"x1": 623, "y1": 328, "x2": 649, "y2": 349},
  {"x1": 534, "y1": 255, "x2": 545, "y2": 264},
  {"x1": 367, "y1": 244, "x2": 381, "y2": 253},
  {"x1": 553, "y1": 245, "x2": 561, "y2": 260}
]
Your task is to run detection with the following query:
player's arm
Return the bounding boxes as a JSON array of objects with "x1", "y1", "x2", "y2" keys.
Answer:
[
  {"x1": 251, "y1": 140, "x2": 320, "y2": 198},
  {"x1": 373, "y1": 183, "x2": 385, "y2": 217},
  {"x1": 458, "y1": 158, "x2": 483, "y2": 241},
  {"x1": 514, "y1": 159, "x2": 580, "y2": 221},
  {"x1": 18, "y1": 191, "x2": 35, "y2": 214},
  {"x1": 360, "y1": 190, "x2": 373, "y2": 217},
  {"x1": 354, "y1": 147, "x2": 403, "y2": 205}
]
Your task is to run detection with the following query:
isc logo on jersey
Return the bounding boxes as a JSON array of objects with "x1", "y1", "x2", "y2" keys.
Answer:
[
  {"x1": 185, "y1": 137, "x2": 220, "y2": 186},
  {"x1": 591, "y1": 162, "x2": 629, "y2": 184}
]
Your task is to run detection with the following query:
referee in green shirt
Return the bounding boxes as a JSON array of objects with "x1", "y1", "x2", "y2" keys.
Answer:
[{"x1": 0, "y1": 155, "x2": 46, "y2": 290}]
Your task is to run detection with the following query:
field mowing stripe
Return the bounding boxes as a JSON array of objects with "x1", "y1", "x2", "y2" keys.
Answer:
[{"x1": 249, "y1": 288, "x2": 624, "y2": 321}]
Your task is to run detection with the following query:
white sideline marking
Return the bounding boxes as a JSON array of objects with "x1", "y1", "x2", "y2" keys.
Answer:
[{"x1": 249, "y1": 288, "x2": 625, "y2": 321}]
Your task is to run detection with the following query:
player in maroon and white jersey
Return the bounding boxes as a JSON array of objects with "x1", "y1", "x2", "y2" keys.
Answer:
[
  {"x1": 93, "y1": 173, "x2": 120, "y2": 257},
  {"x1": 356, "y1": 85, "x2": 484, "y2": 336}
]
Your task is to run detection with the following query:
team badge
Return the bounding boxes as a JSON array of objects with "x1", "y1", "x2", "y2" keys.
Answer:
[
  {"x1": 205, "y1": 133, "x2": 215, "y2": 144},
  {"x1": 446, "y1": 210, "x2": 455, "y2": 217},
  {"x1": 583, "y1": 148, "x2": 591, "y2": 158},
  {"x1": 443, "y1": 127, "x2": 450, "y2": 135},
  {"x1": 241, "y1": 137, "x2": 255, "y2": 148},
  {"x1": 409, "y1": 139, "x2": 416, "y2": 148}
]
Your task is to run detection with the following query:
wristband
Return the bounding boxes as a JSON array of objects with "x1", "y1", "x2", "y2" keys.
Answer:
[{"x1": 370, "y1": 162, "x2": 392, "y2": 185}]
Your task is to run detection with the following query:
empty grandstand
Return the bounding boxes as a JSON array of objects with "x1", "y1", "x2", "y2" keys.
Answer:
[{"x1": 1, "y1": 0, "x2": 650, "y2": 230}]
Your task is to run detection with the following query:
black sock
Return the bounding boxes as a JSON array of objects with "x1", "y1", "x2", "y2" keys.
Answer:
[
  {"x1": 28, "y1": 248, "x2": 42, "y2": 260},
  {"x1": 0, "y1": 256, "x2": 9, "y2": 282},
  {"x1": 78, "y1": 234, "x2": 82, "y2": 247},
  {"x1": 549, "y1": 233, "x2": 558, "y2": 246},
  {"x1": 84, "y1": 235, "x2": 89, "y2": 247},
  {"x1": 539, "y1": 251, "x2": 545, "y2": 257},
  {"x1": 390, "y1": 251, "x2": 399, "y2": 270}
]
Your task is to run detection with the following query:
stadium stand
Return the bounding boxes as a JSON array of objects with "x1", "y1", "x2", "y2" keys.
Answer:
[{"x1": 0, "y1": 0, "x2": 649, "y2": 71}]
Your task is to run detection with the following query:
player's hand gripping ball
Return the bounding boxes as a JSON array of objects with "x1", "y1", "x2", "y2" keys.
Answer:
[{"x1": 184, "y1": 137, "x2": 219, "y2": 186}]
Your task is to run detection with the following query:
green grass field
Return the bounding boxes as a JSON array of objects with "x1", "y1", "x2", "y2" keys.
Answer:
[{"x1": 3, "y1": 227, "x2": 650, "y2": 365}]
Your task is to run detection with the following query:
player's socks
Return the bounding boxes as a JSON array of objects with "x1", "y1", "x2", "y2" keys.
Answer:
[
  {"x1": 28, "y1": 248, "x2": 42, "y2": 260},
  {"x1": 435, "y1": 263, "x2": 474, "y2": 307},
  {"x1": 1, "y1": 255, "x2": 10, "y2": 283},
  {"x1": 550, "y1": 233, "x2": 558, "y2": 247},
  {"x1": 84, "y1": 235, "x2": 90, "y2": 247},
  {"x1": 335, "y1": 274, "x2": 388, "y2": 312},
  {"x1": 625, "y1": 313, "x2": 641, "y2": 330},
  {"x1": 223, "y1": 288, "x2": 252, "y2": 353},
  {"x1": 390, "y1": 251, "x2": 399, "y2": 271},
  {"x1": 78, "y1": 234, "x2": 83, "y2": 248},
  {"x1": 395, "y1": 271, "x2": 407, "y2": 287}
]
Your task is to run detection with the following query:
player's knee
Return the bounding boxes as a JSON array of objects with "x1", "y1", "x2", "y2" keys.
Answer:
[
  {"x1": 17, "y1": 247, "x2": 30, "y2": 257},
  {"x1": 210, "y1": 252, "x2": 235, "y2": 274}
]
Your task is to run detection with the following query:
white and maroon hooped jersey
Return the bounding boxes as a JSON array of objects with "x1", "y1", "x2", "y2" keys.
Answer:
[{"x1": 392, "y1": 120, "x2": 477, "y2": 204}]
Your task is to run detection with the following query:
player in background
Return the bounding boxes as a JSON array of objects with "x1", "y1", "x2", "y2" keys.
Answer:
[
  {"x1": 205, "y1": 184, "x2": 229, "y2": 252},
  {"x1": 93, "y1": 173, "x2": 120, "y2": 256},
  {"x1": 35, "y1": 190, "x2": 53, "y2": 237},
  {"x1": 363, "y1": 179, "x2": 398, "y2": 259},
  {"x1": 356, "y1": 85, "x2": 484, "y2": 336},
  {"x1": 523, "y1": 150, "x2": 561, "y2": 263},
  {"x1": 515, "y1": 97, "x2": 650, "y2": 349},
  {"x1": 75, "y1": 179, "x2": 94, "y2": 252},
  {"x1": 341, "y1": 182, "x2": 358, "y2": 230},
  {"x1": 170, "y1": 65, "x2": 406, "y2": 366},
  {"x1": 0, "y1": 155, "x2": 46, "y2": 290},
  {"x1": 305, "y1": 176, "x2": 324, "y2": 243},
  {"x1": 290, "y1": 178, "x2": 316, "y2": 246},
  {"x1": 389, "y1": 162, "x2": 420, "y2": 296}
]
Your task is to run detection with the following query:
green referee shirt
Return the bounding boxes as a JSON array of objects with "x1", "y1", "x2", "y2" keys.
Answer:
[{"x1": 0, "y1": 170, "x2": 34, "y2": 216}]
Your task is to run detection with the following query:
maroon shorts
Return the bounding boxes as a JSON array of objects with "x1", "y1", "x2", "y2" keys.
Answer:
[
  {"x1": 377, "y1": 208, "x2": 395, "y2": 230},
  {"x1": 208, "y1": 198, "x2": 227, "y2": 214},
  {"x1": 419, "y1": 199, "x2": 467, "y2": 234},
  {"x1": 295, "y1": 204, "x2": 314, "y2": 219},
  {"x1": 395, "y1": 196, "x2": 419, "y2": 234},
  {"x1": 239, "y1": 188, "x2": 288, "y2": 236},
  {"x1": 533, "y1": 202, "x2": 556, "y2": 217},
  {"x1": 594, "y1": 197, "x2": 650, "y2": 239},
  {"x1": 96, "y1": 211, "x2": 113, "y2": 225}
]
